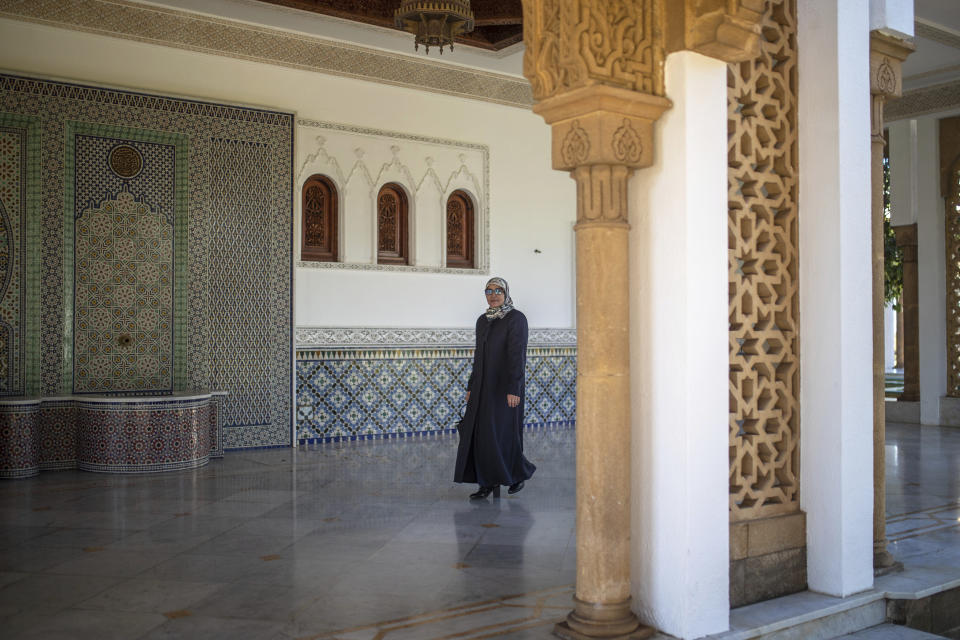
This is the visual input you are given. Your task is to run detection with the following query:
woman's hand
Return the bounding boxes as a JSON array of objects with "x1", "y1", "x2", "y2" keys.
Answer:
[
  {"x1": 507, "y1": 394, "x2": 520, "y2": 408},
  {"x1": 465, "y1": 391, "x2": 470, "y2": 403}
]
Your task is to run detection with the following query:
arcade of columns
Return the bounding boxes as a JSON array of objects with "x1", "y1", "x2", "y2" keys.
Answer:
[{"x1": 519, "y1": 1, "x2": 916, "y2": 637}]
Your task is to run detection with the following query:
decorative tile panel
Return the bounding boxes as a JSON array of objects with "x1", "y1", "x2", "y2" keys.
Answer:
[
  {"x1": 0, "y1": 401, "x2": 39, "y2": 478},
  {"x1": 0, "y1": 113, "x2": 40, "y2": 397},
  {"x1": 296, "y1": 343, "x2": 576, "y2": 443},
  {"x1": 0, "y1": 393, "x2": 224, "y2": 476},
  {"x1": 0, "y1": 74, "x2": 293, "y2": 448},
  {"x1": 207, "y1": 137, "x2": 291, "y2": 438},
  {"x1": 76, "y1": 398, "x2": 210, "y2": 473}
]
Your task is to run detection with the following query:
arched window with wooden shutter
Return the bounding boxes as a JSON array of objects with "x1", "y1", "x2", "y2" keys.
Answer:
[
  {"x1": 377, "y1": 183, "x2": 409, "y2": 265},
  {"x1": 446, "y1": 190, "x2": 474, "y2": 269},
  {"x1": 301, "y1": 175, "x2": 338, "y2": 262}
]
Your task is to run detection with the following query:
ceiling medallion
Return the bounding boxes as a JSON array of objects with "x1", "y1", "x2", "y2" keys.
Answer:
[{"x1": 394, "y1": 0, "x2": 475, "y2": 55}]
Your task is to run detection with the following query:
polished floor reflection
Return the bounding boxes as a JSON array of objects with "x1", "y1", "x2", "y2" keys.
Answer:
[
  {"x1": 0, "y1": 427, "x2": 576, "y2": 639},
  {"x1": 0, "y1": 422, "x2": 957, "y2": 639}
]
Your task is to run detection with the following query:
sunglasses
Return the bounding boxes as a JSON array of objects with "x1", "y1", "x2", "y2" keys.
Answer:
[{"x1": 484, "y1": 288, "x2": 505, "y2": 295}]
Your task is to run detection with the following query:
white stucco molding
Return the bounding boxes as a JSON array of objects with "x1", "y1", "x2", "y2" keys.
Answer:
[
  {"x1": 886, "y1": 80, "x2": 960, "y2": 122},
  {"x1": 296, "y1": 118, "x2": 490, "y2": 273},
  {"x1": 295, "y1": 327, "x2": 577, "y2": 349}
]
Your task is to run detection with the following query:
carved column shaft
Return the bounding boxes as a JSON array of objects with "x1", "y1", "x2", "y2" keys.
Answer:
[
  {"x1": 569, "y1": 165, "x2": 637, "y2": 636},
  {"x1": 534, "y1": 85, "x2": 668, "y2": 640},
  {"x1": 869, "y1": 31, "x2": 913, "y2": 572},
  {"x1": 893, "y1": 224, "x2": 919, "y2": 401},
  {"x1": 522, "y1": 1, "x2": 761, "y2": 636}
]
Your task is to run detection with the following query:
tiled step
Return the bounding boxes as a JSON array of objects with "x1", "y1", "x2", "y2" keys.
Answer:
[{"x1": 833, "y1": 623, "x2": 950, "y2": 639}]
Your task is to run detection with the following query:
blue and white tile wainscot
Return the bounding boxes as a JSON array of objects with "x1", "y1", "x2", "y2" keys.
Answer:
[
  {"x1": 295, "y1": 327, "x2": 577, "y2": 443},
  {"x1": 0, "y1": 391, "x2": 226, "y2": 478}
]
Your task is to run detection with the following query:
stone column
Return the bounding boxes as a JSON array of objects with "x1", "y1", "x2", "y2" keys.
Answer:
[
  {"x1": 869, "y1": 31, "x2": 913, "y2": 572},
  {"x1": 522, "y1": 2, "x2": 760, "y2": 637},
  {"x1": 535, "y1": 86, "x2": 669, "y2": 640},
  {"x1": 893, "y1": 224, "x2": 919, "y2": 401}
]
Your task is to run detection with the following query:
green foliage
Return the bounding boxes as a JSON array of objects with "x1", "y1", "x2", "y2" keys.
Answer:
[{"x1": 883, "y1": 155, "x2": 903, "y2": 310}]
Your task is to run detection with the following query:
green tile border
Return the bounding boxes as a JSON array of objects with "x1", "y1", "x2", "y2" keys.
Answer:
[
  {"x1": 0, "y1": 112, "x2": 41, "y2": 395},
  {"x1": 63, "y1": 121, "x2": 189, "y2": 394}
]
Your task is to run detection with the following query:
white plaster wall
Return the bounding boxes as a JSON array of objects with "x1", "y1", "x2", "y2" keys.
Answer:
[
  {"x1": 869, "y1": 0, "x2": 915, "y2": 37},
  {"x1": 889, "y1": 120, "x2": 918, "y2": 226},
  {"x1": 885, "y1": 302, "x2": 898, "y2": 371},
  {"x1": 630, "y1": 51, "x2": 729, "y2": 640},
  {"x1": 0, "y1": 17, "x2": 576, "y2": 330},
  {"x1": 797, "y1": 0, "x2": 875, "y2": 598},
  {"x1": 915, "y1": 117, "x2": 947, "y2": 425}
]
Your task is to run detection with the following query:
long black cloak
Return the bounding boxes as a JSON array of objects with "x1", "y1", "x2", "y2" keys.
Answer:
[{"x1": 454, "y1": 309, "x2": 536, "y2": 486}]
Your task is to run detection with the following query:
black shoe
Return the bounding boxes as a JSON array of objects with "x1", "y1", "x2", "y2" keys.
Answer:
[
  {"x1": 508, "y1": 481, "x2": 524, "y2": 495},
  {"x1": 470, "y1": 486, "x2": 495, "y2": 500}
]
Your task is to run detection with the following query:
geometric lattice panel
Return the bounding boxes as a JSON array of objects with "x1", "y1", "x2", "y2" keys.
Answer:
[
  {"x1": 728, "y1": 0, "x2": 801, "y2": 521},
  {"x1": 947, "y1": 162, "x2": 960, "y2": 397},
  {"x1": 296, "y1": 346, "x2": 576, "y2": 442},
  {"x1": 73, "y1": 135, "x2": 176, "y2": 394}
]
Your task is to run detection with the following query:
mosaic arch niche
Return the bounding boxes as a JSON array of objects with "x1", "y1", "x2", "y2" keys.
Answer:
[
  {"x1": 0, "y1": 74, "x2": 293, "y2": 449},
  {"x1": 69, "y1": 128, "x2": 187, "y2": 394}
]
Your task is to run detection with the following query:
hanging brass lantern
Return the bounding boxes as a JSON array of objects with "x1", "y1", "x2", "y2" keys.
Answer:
[{"x1": 394, "y1": 0, "x2": 475, "y2": 55}]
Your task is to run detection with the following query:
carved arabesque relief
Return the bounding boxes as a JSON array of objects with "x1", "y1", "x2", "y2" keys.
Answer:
[
  {"x1": 377, "y1": 183, "x2": 408, "y2": 265},
  {"x1": 522, "y1": 0, "x2": 663, "y2": 101},
  {"x1": 941, "y1": 117, "x2": 960, "y2": 398},
  {"x1": 301, "y1": 174, "x2": 337, "y2": 262},
  {"x1": 728, "y1": 0, "x2": 800, "y2": 521},
  {"x1": 446, "y1": 190, "x2": 474, "y2": 268}
]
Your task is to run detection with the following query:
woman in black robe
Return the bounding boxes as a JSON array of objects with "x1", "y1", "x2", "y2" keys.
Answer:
[{"x1": 454, "y1": 277, "x2": 536, "y2": 499}]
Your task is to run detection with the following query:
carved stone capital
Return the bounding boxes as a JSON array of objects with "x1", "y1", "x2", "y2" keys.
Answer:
[
  {"x1": 870, "y1": 31, "x2": 915, "y2": 99},
  {"x1": 664, "y1": 0, "x2": 763, "y2": 62},
  {"x1": 534, "y1": 85, "x2": 672, "y2": 171},
  {"x1": 522, "y1": 0, "x2": 664, "y2": 101},
  {"x1": 571, "y1": 164, "x2": 632, "y2": 226},
  {"x1": 869, "y1": 31, "x2": 914, "y2": 137}
]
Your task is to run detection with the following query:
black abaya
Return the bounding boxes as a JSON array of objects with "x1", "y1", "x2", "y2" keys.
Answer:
[{"x1": 453, "y1": 309, "x2": 536, "y2": 487}]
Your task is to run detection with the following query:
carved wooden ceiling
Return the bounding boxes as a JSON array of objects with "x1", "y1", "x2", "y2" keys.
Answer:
[{"x1": 252, "y1": 0, "x2": 524, "y2": 51}]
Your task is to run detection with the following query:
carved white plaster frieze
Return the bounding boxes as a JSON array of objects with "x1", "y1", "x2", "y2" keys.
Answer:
[
  {"x1": 295, "y1": 326, "x2": 577, "y2": 349},
  {"x1": 296, "y1": 119, "x2": 490, "y2": 271}
]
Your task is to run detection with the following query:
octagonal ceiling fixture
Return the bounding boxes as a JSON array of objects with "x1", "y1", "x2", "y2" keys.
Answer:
[{"x1": 394, "y1": 0, "x2": 475, "y2": 55}]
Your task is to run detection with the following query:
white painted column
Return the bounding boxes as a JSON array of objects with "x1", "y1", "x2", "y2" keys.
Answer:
[
  {"x1": 885, "y1": 303, "x2": 897, "y2": 370},
  {"x1": 629, "y1": 51, "x2": 729, "y2": 639},
  {"x1": 869, "y1": 0, "x2": 914, "y2": 37},
  {"x1": 798, "y1": 0, "x2": 875, "y2": 597},
  {"x1": 889, "y1": 120, "x2": 918, "y2": 228},
  {"x1": 916, "y1": 117, "x2": 947, "y2": 425}
]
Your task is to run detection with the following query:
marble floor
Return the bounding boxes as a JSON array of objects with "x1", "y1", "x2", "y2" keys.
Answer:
[{"x1": 0, "y1": 422, "x2": 957, "y2": 640}]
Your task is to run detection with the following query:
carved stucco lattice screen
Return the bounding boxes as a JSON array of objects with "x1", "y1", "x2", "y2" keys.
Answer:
[
  {"x1": 728, "y1": 0, "x2": 801, "y2": 522},
  {"x1": 947, "y1": 162, "x2": 960, "y2": 397}
]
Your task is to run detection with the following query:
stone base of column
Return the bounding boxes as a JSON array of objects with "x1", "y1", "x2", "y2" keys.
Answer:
[
  {"x1": 553, "y1": 597, "x2": 654, "y2": 640},
  {"x1": 874, "y1": 545, "x2": 903, "y2": 576}
]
